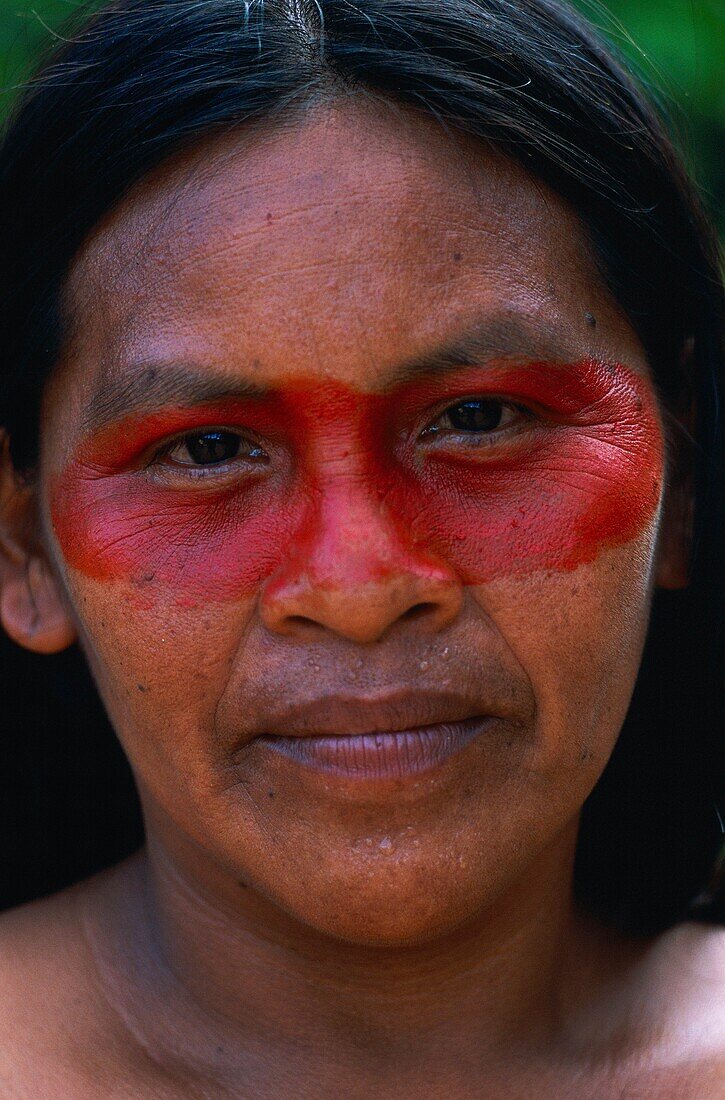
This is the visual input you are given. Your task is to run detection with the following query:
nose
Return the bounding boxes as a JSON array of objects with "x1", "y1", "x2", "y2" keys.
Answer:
[{"x1": 259, "y1": 475, "x2": 462, "y2": 644}]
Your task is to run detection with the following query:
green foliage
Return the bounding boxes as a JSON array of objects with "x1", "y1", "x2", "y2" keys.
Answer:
[
  {"x1": 0, "y1": 0, "x2": 74, "y2": 86},
  {"x1": 570, "y1": 0, "x2": 723, "y2": 227},
  {"x1": 0, "y1": 0, "x2": 721, "y2": 228}
]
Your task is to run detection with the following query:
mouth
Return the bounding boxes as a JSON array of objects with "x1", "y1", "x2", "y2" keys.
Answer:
[
  {"x1": 255, "y1": 717, "x2": 494, "y2": 780},
  {"x1": 249, "y1": 691, "x2": 497, "y2": 780}
]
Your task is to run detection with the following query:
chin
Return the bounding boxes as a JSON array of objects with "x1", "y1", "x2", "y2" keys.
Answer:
[{"x1": 262, "y1": 853, "x2": 500, "y2": 948}]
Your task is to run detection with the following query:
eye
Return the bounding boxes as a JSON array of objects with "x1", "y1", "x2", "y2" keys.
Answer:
[
  {"x1": 427, "y1": 398, "x2": 526, "y2": 437},
  {"x1": 444, "y1": 399, "x2": 509, "y2": 432},
  {"x1": 160, "y1": 430, "x2": 267, "y2": 469}
]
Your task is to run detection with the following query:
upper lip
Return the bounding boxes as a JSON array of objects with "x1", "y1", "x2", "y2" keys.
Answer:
[{"x1": 254, "y1": 690, "x2": 490, "y2": 739}]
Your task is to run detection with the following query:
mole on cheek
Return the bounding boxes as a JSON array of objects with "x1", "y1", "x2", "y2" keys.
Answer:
[{"x1": 50, "y1": 360, "x2": 663, "y2": 602}]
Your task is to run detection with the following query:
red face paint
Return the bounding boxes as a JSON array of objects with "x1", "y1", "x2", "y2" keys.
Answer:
[{"x1": 50, "y1": 359, "x2": 664, "y2": 604}]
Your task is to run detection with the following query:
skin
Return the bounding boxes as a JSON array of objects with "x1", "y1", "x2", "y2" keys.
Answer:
[{"x1": 0, "y1": 95, "x2": 722, "y2": 1097}]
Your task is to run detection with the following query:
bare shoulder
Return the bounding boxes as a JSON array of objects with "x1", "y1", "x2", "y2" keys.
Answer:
[
  {"x1": 622, "y1": 921, "x2": 725, "y2": 1094},
  {"x1": 642, "y1": 921, "x2": 725, "y2": 1037},
  {"x1": 564, "y1": 919, "x2": 725, "y2": 1097},
  {"x1": 0, "y1": 857, "x2": 143, "y2": 1097}
]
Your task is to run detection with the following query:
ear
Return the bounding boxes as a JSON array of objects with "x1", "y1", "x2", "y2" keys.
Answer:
[
  {"x1": 654, "y1": 346, "x2": 695, "y2": 591},
  {"x1": 655, "y1": 473, "x2": 692, "y2": 590},
  {"x1": 0, "y1": 432, "x2": 77, "y2": 653}
]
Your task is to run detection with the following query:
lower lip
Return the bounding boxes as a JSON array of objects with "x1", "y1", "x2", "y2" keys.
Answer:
[{"x1": 255, "y1": 718, "x2": 491, "y2": 780}]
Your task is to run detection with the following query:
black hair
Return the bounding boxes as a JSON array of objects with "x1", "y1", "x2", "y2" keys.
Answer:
[{"x1": 0, "y1": 0, "x2": 722, "y2": 931}]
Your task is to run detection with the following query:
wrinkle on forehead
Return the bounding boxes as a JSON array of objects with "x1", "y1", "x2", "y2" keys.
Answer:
[
  {"x1": 65, "y1": 96, "x2": 586, "y2": 298},
  {"x1": 58, "y1": 96, "x2": 648, "y2": 400}
]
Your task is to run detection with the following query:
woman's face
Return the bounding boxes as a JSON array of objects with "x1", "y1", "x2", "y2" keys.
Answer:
[{"x1": 37, "y1": 99, "x2": 672, "y2": 944}]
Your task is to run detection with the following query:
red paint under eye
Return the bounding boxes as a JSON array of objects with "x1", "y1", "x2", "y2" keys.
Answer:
[{"x1": 50, "y1": 359, "x2": 664, "y2": 604}]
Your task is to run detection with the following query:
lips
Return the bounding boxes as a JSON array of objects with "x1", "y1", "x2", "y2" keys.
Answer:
[
  {"x1": 256, "y1": 718, "x2": 493, "y2": 779},
  {"x1": 249, "y1": 691, "x2": 497, "y2": 780}
]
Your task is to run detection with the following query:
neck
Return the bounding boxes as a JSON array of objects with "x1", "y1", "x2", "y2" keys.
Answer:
[{"x1": 82, "y1": 814, "x2": 620, "y2": 1081}]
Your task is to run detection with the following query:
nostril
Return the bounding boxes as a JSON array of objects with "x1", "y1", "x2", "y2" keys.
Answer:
[
  {"x1": 278, "y1": 614, "x2": 328, "y2": 639},
  {"x1": 288, "y1": 614, "x2": 321, "y2": 629},
  {"x1": 400, "y1": 602, "x2": 440, "y2": 623},
  {"x1": 288, "y1": 615, "x2": 313, "y2": 627}
]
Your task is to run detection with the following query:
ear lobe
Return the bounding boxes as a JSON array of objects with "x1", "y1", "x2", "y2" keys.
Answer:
[
  {"x1": 0, "y1": 431, "x2": 77, "y2": 654},
  {"x1": 1, "y1": 555, "x2": 77, "y2": 653}
]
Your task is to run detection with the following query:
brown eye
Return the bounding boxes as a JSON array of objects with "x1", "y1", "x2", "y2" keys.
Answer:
[
  {"x1": 445, "y1": 400, "x2": 505, "y2": 432},
  {"x1": 431, "y1": 398, "x2": 525, "y2": 436},
  {"x1": 182, "y1": 431, "x2": 243, "y2": 465},
  {"x1": 162, "y1": 430, "x2": 268, "y2": 469}
]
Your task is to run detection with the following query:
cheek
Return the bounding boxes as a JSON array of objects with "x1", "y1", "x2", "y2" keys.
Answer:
[
  {"x1": 463, "y1": 532, "x2": 659, "y2": 780},
  {"x1": 381, "y1": 360, "x2": 665, "y2": 582},
  {"x1": 64, "y1": 584, "x2": 255, "y2": 776},
  {"x1": 389, "y1": 425, "x2": 663, "y2": 583},
  {"x1": 50, "y1": 474, "x2": 308, "y2": 606}
]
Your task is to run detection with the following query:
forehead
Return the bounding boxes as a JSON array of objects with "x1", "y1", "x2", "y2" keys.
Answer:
[{"x1": 60, "y1": 96, "x2": 644, "y2": 397}]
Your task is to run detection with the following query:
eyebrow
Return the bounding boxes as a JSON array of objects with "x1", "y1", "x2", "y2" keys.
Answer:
[
  {"x1": 387, "y1": 312, "x2": 575, "y2": 386},
  {"x1": 82, "y1": 363, "x2": 269, "y2": 433},
  {"x1": 81, "y1": 311, "x2": 580, "y2": 432}
]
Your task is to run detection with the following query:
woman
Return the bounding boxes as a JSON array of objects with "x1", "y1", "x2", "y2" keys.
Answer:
[{"x1": 0, "y1": 0, "x2": 722, "y2": 1094}]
